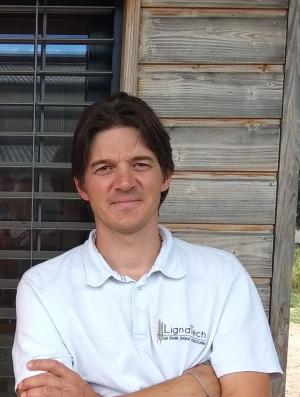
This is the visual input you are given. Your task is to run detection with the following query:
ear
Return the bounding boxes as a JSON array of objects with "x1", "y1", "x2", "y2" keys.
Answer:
[
  {"x1": 74, "y1": 177, "x2": 90, "y2": 202},
  {"x1": 161, "y1": 172, "x2": 171, "y2": 192}
]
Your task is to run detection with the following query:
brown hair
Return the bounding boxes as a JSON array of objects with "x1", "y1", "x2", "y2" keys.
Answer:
[{"x1": 71, "y1": 92, "x2": 174, "y2": 206}]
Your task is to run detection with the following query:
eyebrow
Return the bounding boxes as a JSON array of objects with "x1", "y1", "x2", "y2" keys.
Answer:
[
  {"x1": 131, "y1": 156, "x2": 154, "y2": 163},
  {"x1": 90, "y1": 156, "x2": 155, "y2": 169}
]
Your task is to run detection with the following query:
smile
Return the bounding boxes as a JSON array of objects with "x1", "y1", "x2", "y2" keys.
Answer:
[{"x1": 111, "y1": 199, "x2": 142, "y2": 209}]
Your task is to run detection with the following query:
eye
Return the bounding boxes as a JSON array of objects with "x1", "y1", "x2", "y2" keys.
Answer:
[
  {"x1": 94, "y1": 165, "x2": 114, "y2": 175},
  {"x1": 133, "y1": 162, "x2": 151, "y2": 171}
]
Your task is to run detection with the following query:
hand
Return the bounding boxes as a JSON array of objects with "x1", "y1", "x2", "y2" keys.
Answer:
[
  {"x1": 17, "y1": 359, "x2": 101, "y2": 397},
  {"x1": 184, "y1": 362, "x2": 221, "y2": 397}
]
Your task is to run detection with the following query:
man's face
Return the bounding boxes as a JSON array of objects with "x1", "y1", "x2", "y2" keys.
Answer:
[{"x1": 75, "y1": 126, "x2": 170, "y2": 235}]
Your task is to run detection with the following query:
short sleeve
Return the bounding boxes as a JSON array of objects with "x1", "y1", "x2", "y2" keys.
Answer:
[
  {"x1": 12, "y1": 279, "x2": 74, "y2": 389},
  {"x1": 210, "y1": 268, "x2": 282, "y2": 379}
]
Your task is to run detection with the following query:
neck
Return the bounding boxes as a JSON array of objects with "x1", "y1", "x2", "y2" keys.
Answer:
[{"x1": 95, "y1": 223, "x2": 162, "y2": 281}]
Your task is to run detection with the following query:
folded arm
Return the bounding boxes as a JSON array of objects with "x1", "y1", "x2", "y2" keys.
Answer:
[
  {"x1": 220, "y1": 372, "x2": 272, "y2": 397},
  {"x1": 17, "y1": 359, "x2": 221, "y2": 397},
  {"x1": 125, "y1": 371, "x2": 272, "y2": 397}
]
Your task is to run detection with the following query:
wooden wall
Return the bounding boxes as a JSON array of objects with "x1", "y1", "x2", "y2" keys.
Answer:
[{"x1": 121, "y1": 1, "x2": 299, "y2": 396}]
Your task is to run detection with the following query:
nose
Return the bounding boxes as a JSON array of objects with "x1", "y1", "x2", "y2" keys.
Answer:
[{"x1": 114, "y1": 165, "x2": 136, "y2": 191}]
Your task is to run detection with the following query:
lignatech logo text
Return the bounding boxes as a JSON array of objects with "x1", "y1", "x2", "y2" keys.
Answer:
[{"x1": 157, "y1": 319, "x2": 207, "y2": 345}]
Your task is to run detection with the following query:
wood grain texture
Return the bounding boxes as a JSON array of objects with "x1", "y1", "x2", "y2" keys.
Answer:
[
  {"x1": 142, "y1": 0, "x2": 288, "y2": 7},
  {"x1": 160, "y1": 173, "x2": 277, "y2": 224},
  {"x1": 139, "y1": 9, "x2": 287, "y2": 64},
  {"x1": 120, "y1": 0, "x2": 141, "y2": 94},
  {"x1": 162, "y1": 119, "x2": 280, "y2": 171},
  {"x1": 164, "y1": 223, "x2": 274, "y2": 232},
  {"x1": 271, "y1": 1, "x2": 300, "y2": 396},
  {"x1": 166, "y1": 226, "x2": 273, "y2": 278},
  {"x1": 253, "y1": 278, "x2": 271, "y2": 316},
  {"x1": 138, "y1": 65, "x2": 284, "y2": 118}
]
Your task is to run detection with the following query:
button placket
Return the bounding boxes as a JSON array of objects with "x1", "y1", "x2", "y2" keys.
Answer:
[{"x1": 132, "y1": 284, "x2": 147, "y2": 338}]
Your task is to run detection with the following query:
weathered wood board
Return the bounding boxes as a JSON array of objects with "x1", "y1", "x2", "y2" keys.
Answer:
[
  {"x1": 138, "y1": 65, "x2": 284, "y2": 118},
  {"x1": 166, "y1": 224, "x2": 273, "y2": 278},
  {"x1": 142, "y1": 0, "x2": 288, "y2": 8},
  {"x1": 160, "y1": 173, "x2": 277, "y2": 224},
  {"x1": 253, "y1": 278, "x2": 271, "y2": 315},
  {"x1": 120, "y1": 0, "x2": 141, "y2": 94},
  {"x1": 163, "y1": 119, "x2": 280, "y2": 171},
  {"x1": 140, "y1": 9, "x2": 287, "y2": 64},
  {"x1": 271, "y1": 0, "x2": 300, "y2": 395}
]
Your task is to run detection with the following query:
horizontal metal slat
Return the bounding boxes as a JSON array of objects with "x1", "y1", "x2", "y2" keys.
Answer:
[
  {"x1": 0, "y1": 132, "x2": 73, "y2": 137},
  {"x1": 0, "y1": 5, "x2": 115, "y2": 14},
  {"x1": 0, "y1": 101, "x2": 94, "y2": 107},
  {"x1": 0, "y1": 37, "x2": 114, "y2": 44},
  {"x1": 0, "y1": 191, "x2": 79, "y2": 199},
  {"x1": 0, "y1": 280, "x2": 19, "y2": 289},
  {"x1": 0, "y1": 308, "x2": 15, "y2": 320},
  {"x1": 0, "y1": 162, "x2": 72, "y2": 169},
  {"x1": 0, "y1": 221, "x2": 94, "y2": 230},
  {"x1": 0, "y1": 70, "x2": 113, "y2": 77},
  {"x1": 0, "y1": 250, "x2": 64, "y2": 260}
]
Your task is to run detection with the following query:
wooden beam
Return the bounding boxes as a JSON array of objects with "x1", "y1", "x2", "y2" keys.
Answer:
[
  {"x1": 120, "y1": 0, "x2": 141, "y2": 94},
  {"x1": 163, "y1": 119, "x2": 280, "y2": 172},
  {"x1": 270, "y1": 1, "x2": 300, "y2": 396},
  {"x1": 139, "y1": 8, "x2": 287, "y2": 64},
  {"x1": 161, "y1": 173, "x2": 276, "y2": 224},
  {"x1": 138, "y1": 65, "x2": 284, "y2": 118},
  {"x1": 166, "y1": 226, "x2": 274, "y2": 278},
  {"x1": 163, "y1": 223, "x2": 274, "y2": 232},
  {"x1": 141, "y1": 0, "x2": 288, "y2": 8},
  {"x1": 253, "y1": 277, "x2": 272, "y2": 316}
]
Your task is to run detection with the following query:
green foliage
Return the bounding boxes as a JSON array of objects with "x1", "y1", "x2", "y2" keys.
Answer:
[
  {"x1": 291, "y1": 247, "x2": 300, "y2": 323},
  {"x1": 290, "y1": 292, "x2": 300, "y2": 323},
  {"x1": 292, "y1": 246, "x2": 300, "y2": 291}
]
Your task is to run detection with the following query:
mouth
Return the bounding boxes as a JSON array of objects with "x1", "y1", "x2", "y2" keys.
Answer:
[{"x1": 111, "y1": 199, "x2": 142, "y2": 209}]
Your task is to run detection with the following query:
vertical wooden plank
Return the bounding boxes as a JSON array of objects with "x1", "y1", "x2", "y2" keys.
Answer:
[
  {"x1": 271, "y1": 1, "x2": 300, "y2": 396},
  {"x1": 120, "y1": 0, "x2": 141, "y2": 94}
]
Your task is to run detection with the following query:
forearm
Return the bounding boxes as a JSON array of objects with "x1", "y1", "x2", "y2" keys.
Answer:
[
  {"x1": 18, "y1": 360, "x2": 220, "y2": 397},
  {"x1": 220, "y1": 372, "x2": 272, "y2": 397},
  {"x1": 122, "y1": 373, "x2": 208, "y2": 397}
]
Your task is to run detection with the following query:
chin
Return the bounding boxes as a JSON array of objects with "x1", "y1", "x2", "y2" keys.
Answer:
[{"x1": 110, "y1": 218, "x2": 152, "y2": 235}]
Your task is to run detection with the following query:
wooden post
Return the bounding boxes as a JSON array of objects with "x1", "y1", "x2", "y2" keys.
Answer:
[
  {"x1": 271, "y1": 0, "x2": 300, "y2": 396},
  {"x1": 120, "y1": 0, "x2": 141, "y2": 94}
]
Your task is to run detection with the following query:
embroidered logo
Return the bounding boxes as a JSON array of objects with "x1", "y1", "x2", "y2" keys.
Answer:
[{"x1": 157, "y1": 319, "x2": 207, "y2": 345}]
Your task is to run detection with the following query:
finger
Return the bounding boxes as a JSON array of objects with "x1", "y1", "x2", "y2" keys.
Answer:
[
  {"x1": 27, "y1": 359, "x2": 72, "y2": 378},
  {"x1": 20, "y1": 385, "x2": 62, "y2": 397},
  {"x1": 18, "y1": 373, "x2": 61, "y2": 392}
]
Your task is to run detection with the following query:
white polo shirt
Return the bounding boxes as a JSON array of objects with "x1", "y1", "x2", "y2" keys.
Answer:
[{"x1": 12, "y1": 226, "x2": 282, "y2": 396}]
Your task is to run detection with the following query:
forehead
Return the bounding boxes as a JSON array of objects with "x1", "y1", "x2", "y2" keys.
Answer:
[{"x1": 88, "y1": 126, "x2": 155, "y2": 159}]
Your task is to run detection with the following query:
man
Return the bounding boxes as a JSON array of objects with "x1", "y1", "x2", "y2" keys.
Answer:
[{"x1": 13, "y1": 93, "x2": 282, "y2": 397}]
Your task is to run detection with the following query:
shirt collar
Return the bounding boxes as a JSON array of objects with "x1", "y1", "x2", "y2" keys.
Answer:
[
  {"x1": 151, "y1": 225, "x2": 186, "y2": 279},
  {"x1": 83, "y1": 225, "x2": 186, "y2": 287},
  {"x1": 83, "y1": 230, "x2": 115, "y2": 287}
]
